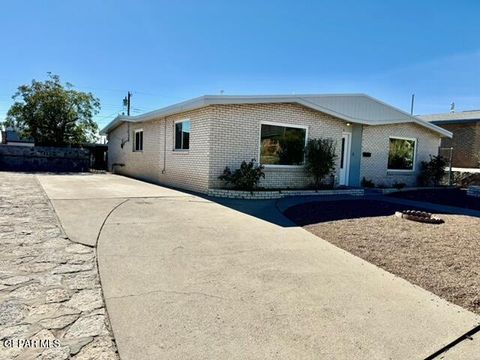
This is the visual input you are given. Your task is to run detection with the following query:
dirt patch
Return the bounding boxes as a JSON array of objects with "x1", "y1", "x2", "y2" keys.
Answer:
[{"x1": 285, "y1": 200, "x2": 480, "y2": 315}]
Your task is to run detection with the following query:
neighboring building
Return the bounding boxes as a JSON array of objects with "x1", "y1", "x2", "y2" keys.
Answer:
[
  {"x1": 419, "y1": 111, "x2": 480, "y2": 168},
  {"x1": 101, "y1": 94, "x2": 451, "y2": 193},
  {"x1": 0, "y1": 129, "x2": 34, "y2": 146}
]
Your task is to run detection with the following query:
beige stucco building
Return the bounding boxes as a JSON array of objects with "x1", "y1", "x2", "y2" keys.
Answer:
[{"x1": 101, "y1": 94, "x2": 451, "y2": 194}]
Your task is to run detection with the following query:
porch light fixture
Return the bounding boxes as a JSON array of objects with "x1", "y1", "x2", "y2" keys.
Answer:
[{"x1": 346, "y1": 122, "x2": 351, "y2": 126}]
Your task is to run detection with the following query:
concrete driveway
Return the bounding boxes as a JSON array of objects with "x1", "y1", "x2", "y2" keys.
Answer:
[{"x1": 37, "y1": 174, "x2": 480, "y2": 360}]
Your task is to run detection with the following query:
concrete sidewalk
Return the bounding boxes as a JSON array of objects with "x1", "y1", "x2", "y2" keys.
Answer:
[{"x1": 38, "y1": 174, "x2": 480, "y2": 359}]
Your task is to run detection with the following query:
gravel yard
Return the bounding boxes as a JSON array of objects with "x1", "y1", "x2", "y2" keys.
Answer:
[
  {"x1": 284, "y1": 199, "x2": 480, "y2": 315},
  {"x1": 0, "y1": 173, "x2": 118, "y2": 359}
]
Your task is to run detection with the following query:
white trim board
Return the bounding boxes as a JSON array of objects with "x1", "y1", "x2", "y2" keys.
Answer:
[{"x1": 100, "y1": 94, "x2": 452, "y2": 138}]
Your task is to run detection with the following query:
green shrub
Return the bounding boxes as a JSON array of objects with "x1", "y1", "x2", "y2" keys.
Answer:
[
  {"x1": 218, "y1": 159, "x2": 265, "y2": 191},
  {"x1": 392, "y1": 181, "x2": 406, "y2": 190},
  {"x1": 361, "y1": 177, "x2": 375, "y2": 188},
  {"x1": 304, "y1": 138, "x2": 336, "y2": 189},
  {"x1": 418, "y1": 155, "x2": 447, "y2": 186}
]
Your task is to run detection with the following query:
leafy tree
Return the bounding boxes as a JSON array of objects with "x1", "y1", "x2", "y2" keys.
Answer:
[
  {"x1": 304, "y1": 138, "x2": 337, "y2": 189},
  {"x1": 3, "y1": 73, "x2": 100, "y2": 146}
]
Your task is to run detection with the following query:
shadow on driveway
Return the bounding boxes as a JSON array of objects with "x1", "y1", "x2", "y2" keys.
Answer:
[{"x1": 206, "y1": 197, "x2": 296, "y2": 227}]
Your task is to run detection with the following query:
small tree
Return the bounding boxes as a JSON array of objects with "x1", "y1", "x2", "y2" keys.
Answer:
[
  {"x1": 218, "y1": 159, "x2": 265, "y2": 191},
  {"x1": 304, "y1": 138, "x2": 337, "y2": 189},
  {"x1": 3, "y1": 73, "x2": 100, "y2": 146},
  {"x1": 418, "y1": 155, "x2": 447, "y2": 186}
]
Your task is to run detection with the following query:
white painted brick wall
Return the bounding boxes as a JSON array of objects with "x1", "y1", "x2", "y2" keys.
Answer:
[
  {"x1": 208, "y1": 103, "x2": 350, "y2": 189},
  {"x1": 107, "y1": 120, "x2": 162, "y2": 184},
  {"x1": 107, "y1": 107, "x2": 212, "y2": 193},
  {"x1": 360, "y1": 123, "x2": 441, "y2": 187},
  {"x1": 108, "y1": 103, "x2": 443, "y2": 193}
]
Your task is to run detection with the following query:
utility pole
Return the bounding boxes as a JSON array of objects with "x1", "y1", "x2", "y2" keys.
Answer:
[
  {"x1": 123, "y1": 91, "x2": 132, "y2": 116},
  {"x1": 410, "y1": 94, "x2": 415, "y2": 115}
]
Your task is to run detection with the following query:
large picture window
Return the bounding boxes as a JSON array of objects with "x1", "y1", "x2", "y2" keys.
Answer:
[
  {"x1": 388, "y1": 137, "x2": 416, "y2": 170},
  {"x1": 175, "y1": 120, "x2": 190, "y2": 150},
  {"x1": 260, "y1": 123, "x2": 307, "y2": 166}
]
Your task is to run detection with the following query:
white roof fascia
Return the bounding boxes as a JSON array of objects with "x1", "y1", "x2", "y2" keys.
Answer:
[
  {"x1": 361, "y1": 94, "x2": 452, "y2": 138},
  {"x1": 100, "y1": 94, "x2": 452, "y2": 138}
]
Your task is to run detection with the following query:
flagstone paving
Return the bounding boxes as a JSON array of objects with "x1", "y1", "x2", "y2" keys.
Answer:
[{"x1": 0, "y1": 172, "x2": 118, "y2": 360}]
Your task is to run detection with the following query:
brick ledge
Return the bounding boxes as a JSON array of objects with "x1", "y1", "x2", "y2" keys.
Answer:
[{"x1": 207, "y1": 188, "x2": 364, "y2": 200}]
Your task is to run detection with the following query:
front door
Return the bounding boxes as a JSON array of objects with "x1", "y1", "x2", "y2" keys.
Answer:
[{"x1": 339, "y1": 133, "x2": 351, "y2": 186}]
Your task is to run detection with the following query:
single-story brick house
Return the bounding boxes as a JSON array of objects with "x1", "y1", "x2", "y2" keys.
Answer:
[
  {"x1": 101, "y1": 94, "x2": 452, "y2": 193},
  {"x1": 419, "y1": 110, "x2": 480, "y2": 168}
]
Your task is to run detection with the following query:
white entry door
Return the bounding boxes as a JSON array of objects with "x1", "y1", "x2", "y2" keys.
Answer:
[{"x1": 339, "y1": 133, "x2": 351, "y2": 186}]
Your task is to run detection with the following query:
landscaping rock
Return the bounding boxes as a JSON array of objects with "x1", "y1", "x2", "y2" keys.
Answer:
[
  {"x1": 39, "y1": 346, "x2": 71, "y2": 360},
  {"x1": 45, "y1": 288, "x2": 71, "y2": 303},
  {"x1": 74, "y1": 336, "x2": 117, "y2": 360},
  {"x1": 39, "y1": 274, "x2": 64, "y2": 287},
  {"x1": 66, "y1": 244, "x2": 93, "y2": 254},
  {"x1": 62, "y1": 336, "x2": 94, "y2": 355},
  {"x1": 39, "y1": 314, "x2": 80, "y2": 329},
  {"x1": 65, "y1": 315, "x2": 107, "y2": 338},
  {"x1": 0, "y1": 301, "x2": 28, "y2": 325},
  {"x1": 63, "y1": 271, "x2": 100, "y2": 290},
  {"x1": 2, "y1": 275, "x2": 31, "y2": 286},
  {"x1": 52, "y1": 263, "x2": 93, "y2": 275},
  {"x1": 9, "y1": 283, "x2": 44, "y2": 301},
  {"x1": 65, "y1": 289, "x2": 103, "y2": 312},
  {"x1": 30, "y1": 328, "x2": 56, "y2": 341}
]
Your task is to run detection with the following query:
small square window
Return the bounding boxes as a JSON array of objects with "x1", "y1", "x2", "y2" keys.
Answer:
[
  {"x1": 175, "y1": 120, "x2": 190, "y2": 150},
  {"x1": 134, "y1": 130, "x2": 143, "y2": 151}
]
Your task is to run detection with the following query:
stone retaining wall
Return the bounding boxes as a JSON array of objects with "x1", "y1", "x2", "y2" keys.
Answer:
[
  {"x1": 0, "y1": 145, "x2": 90, "y2": 172},
  {"x1": 467, "y1": 186, "x2": 480, "y2": 197},
  {"x1": 207, "y1": 188, "x2": 365, "y2": 200}
]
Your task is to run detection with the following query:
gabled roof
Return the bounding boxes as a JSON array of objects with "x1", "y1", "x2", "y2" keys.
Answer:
[
  {"x1": 100, "y1": 94, "x2": 452, "y2": 137},
  {"x1": 419, "y1": 110, "x2": 480, "y2": 125}
]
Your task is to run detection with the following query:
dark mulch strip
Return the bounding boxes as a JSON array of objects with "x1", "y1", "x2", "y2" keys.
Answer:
[
  {"x1": 284, "y1": 199, "x2": 429, "y2": 226},
  {"x1": 388, "y1": 188, "x2": 480, "y2": 210}
]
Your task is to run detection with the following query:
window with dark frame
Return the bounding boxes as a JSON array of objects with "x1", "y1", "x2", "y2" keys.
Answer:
[
  {"x1": 134, "y1": 130, "x2": 143, "y2": 151},
  {"x1": 175, "y1": 120, "x2": 190, "y2": 150},
  {"x1": 387, "y1": 137, "x2": 416, "y2": 170}
]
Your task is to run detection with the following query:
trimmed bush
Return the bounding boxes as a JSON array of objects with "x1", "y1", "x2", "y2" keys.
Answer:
[
  {"x1": 218, "y1": 159, "x2": 265, "y2": 191},
  {"x1": 361, "y1": 177, "x2": 375, "y2": 188},
  {"x1": 392, "y1": 181, "x2": 406, "y2": 190}
]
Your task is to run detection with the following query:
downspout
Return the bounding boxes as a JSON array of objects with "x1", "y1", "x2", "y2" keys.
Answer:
[
  {"x1": 120, "y1": 121, "x2": 131, "y2": 149},
  {"x1": 162, "y1": 118, "x2": 167, "y2": 174}
]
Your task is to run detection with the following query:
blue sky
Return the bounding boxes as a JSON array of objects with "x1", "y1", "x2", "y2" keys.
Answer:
[{"x1": 1, "y1": 0, "x2": 479, "y2": 129}]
